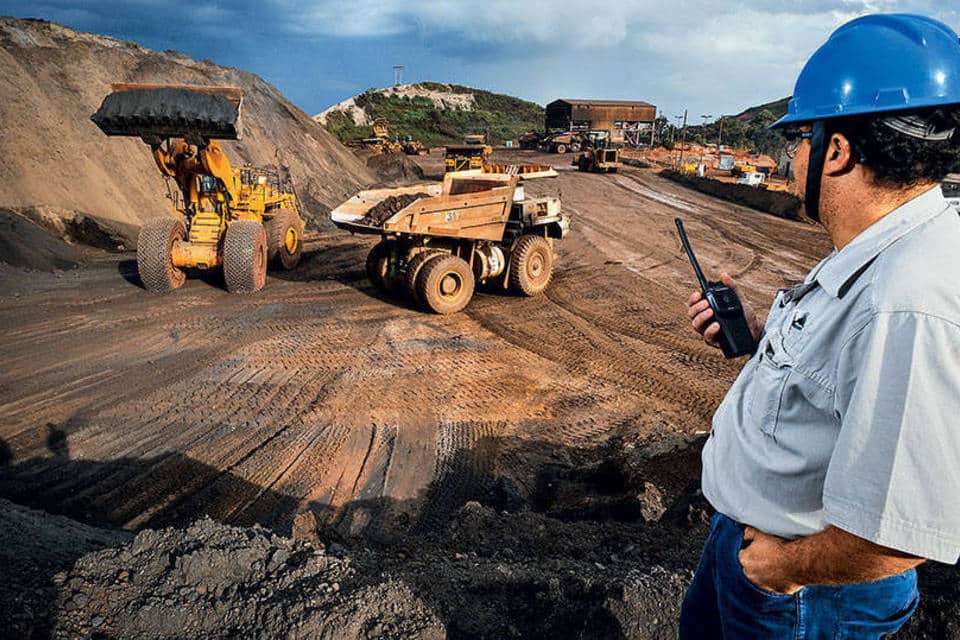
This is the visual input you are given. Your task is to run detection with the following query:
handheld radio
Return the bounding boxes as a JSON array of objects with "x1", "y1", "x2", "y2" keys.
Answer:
[{"x1": 675, "y1": 218, "x2": 757, "y2": 359}]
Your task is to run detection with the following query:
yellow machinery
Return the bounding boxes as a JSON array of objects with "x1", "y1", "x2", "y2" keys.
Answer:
[
  {"x1": 572, "y1": 131, "x2": 621, "y2": 173},
  {"x1": 444, "y1": 144, "x2": 490, "y2": 172},
  {"x1": 92, "y1": 83, "x2": 304, "y2": 293},
  {"x1": 331, "y1": 170, "x2": 568, "y2": 314}
]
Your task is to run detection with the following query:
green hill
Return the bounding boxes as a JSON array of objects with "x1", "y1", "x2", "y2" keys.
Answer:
[{"x1": 315, "y1": 83, "x2": 543, "y2": 146}]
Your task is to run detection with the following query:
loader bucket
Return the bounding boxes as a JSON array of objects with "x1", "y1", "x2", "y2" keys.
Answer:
[{"x1": 91, "y1": 83, "x2": 243, "y2": 141}]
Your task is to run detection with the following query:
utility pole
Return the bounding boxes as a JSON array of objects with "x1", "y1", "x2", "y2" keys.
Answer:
[
  {"x1": 393, "y1": 65, "x2": 404, "y2": 86},
  {"x1": 699, "y1": 114, "x2": 712, "y2": 171},
  {"x1": 673, "y1": 114, "x2": 683, "y2": 160},
  {"x1": 718, "y1": 115, "x2": 724, "y2": 149},
  {"x1": 677, "y1": 110, "x2": 688, "y2": 169}
]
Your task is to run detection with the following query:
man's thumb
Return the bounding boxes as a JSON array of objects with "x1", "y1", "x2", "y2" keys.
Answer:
[{"x1": 720, "y1": 272, "x2": 737, "y2": 289}]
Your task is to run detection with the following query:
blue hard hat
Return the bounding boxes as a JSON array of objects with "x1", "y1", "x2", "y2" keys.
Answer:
[{"x1": 771, "y1": 13, "x2": 960, "y2": 128}]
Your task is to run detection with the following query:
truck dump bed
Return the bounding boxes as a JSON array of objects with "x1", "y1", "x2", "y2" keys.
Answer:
[{"x1": 331, "y1": 173, "x2": 520, "y2": 241}]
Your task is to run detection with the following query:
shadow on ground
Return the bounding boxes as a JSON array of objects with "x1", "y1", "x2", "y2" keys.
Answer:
[{"x1": 1, "y1": 427, "x2": 957, "y2": 639}]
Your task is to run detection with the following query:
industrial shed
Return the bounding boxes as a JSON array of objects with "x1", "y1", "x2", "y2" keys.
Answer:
[{"x1": 545, "y1": 99, "x2": 657, "y2": 145}]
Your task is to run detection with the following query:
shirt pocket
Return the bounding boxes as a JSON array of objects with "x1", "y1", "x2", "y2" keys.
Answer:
[{"x1": 747, "y1": 327, "x2": 794, "y2": 439}]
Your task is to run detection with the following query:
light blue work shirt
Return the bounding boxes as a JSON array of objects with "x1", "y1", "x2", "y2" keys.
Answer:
[{"x1": 702, "y1": 186, "x2": 960, "y2": 563}]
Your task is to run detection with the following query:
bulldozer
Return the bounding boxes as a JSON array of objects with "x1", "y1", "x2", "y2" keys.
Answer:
[{"x1": 91, "y1": 83, "x2": 305, "y2": 293}]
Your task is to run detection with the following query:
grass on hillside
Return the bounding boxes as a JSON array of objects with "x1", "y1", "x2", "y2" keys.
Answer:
[{"x1": 321, "y1": 85, "x2": 544, "y2": 146}]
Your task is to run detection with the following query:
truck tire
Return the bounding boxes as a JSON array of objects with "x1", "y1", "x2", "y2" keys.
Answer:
[
  {"x1": 404, "y1": 249, "x2": 445, "y2": 304},
  {"x1": 417, "y1": 254, "x2": 475, "y2": 314},
  {"x1": 366, "y1": 241, "x2": 394, "y2": 293},
  {"x1": 570, "y1": 142, "x2": 582, "y2": 153},
  {"x1": 509, "y1": 235, "x2": 553, "y2": 296},
  {"x1": 265, "y1": 209, "x2": 303, "y2": 270},
  {"x1": 223, "y1": 220, "x2": 268, "y2": 293},
  {"x1": 555, "y1": 143, "x2": 567, "y2": 154},
  {"x1": 137, "y1": 218, "x2": 187, "y2": 293}
]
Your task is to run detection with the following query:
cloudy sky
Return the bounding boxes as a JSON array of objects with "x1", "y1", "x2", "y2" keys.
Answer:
[{"x1": 3, "y1": 1, "x2": 959, "y2": 121}]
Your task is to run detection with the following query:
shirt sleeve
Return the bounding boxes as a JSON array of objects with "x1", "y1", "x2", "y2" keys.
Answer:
[{"x1": 823, "y1": 311, "x2": 960, "y2": 564}]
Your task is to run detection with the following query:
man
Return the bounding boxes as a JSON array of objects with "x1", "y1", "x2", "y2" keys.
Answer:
[{"x1": 680, "y1": 14, "x2": 960, "y2": 639}]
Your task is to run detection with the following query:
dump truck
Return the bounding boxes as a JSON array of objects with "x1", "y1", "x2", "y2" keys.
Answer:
[
  {"x1": 331, "y1": 170, "x2": 568, "y2": 314},
  {"x1": 91, "y1": 83, "x2": 304, "y2": 293},
  {"x1": 444, "y1": 144, "x2": 490, "y2": 172},
  {"x1": 573, "y1": 131, "x2": 621, "y2": 173}
]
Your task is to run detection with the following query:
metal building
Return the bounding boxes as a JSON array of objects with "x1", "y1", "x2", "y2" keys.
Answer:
[{"x1": 545, "y1": 99, "x2": 657, "y2": 146}]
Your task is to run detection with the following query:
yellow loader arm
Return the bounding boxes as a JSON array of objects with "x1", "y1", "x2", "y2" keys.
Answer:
[{"x1": 150, "y1": 139, "x2": 238, "y2": 204}]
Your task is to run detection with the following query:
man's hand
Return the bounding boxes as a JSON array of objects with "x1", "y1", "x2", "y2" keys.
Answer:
[
  {"x1": 739, "y1": 527, "x2": 804, "y2": 595},
  {"x1": 687, "y1": 272, "x2": 762, "y2": 349},
  {"x1": 738, "y1": 525, "x2": 925, "y2": 595}
]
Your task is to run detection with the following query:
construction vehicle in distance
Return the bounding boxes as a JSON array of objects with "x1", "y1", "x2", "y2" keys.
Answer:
[
  {"x1": 348, "y1": 118, "x2": 402, "y2": 154},
  {"x1": 331, "y1": 170, "x2": 568, "y2": 314},
  {"x1": 91, "y1": 83, "x2": 305, "y2": 294},
  {"x1": 539, "y1": 131, "x2": 582, "y2": 154},
  {"x1": 444, "y1": 144, "x2": 489, "y2": 172},
  {"x1": 399, "y1": 135, "x2": 426, "y2": 155},
  {"x1": 518, "y1": 131, "x2": 544, "y2": 150},
  {"x1": 573, "y1": 131, "x2": 621, "y2": 173}
]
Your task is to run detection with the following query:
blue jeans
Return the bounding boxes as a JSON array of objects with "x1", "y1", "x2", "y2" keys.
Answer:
[{"x1": 680, "y1": 513, "x2": 919, "y2": 639}]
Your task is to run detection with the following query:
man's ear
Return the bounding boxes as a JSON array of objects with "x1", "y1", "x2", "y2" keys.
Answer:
[{"x1": 822, "y1": 132, "x2": 856, "y2": 176}]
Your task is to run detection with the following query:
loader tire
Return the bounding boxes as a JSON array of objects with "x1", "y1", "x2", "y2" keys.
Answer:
[
  {"x1": 404, "y1": 250, "x2": 445, "y2": 305},
  {"x1": 223, "y1": 220, "x2": 268, "y2": 293},
  {"x1": 137, "y1": 218, "x2": 186, "y2": 293},
  {"x1": 366, "y1": 241, "x2": 393, "y2": 293},
  {"x1": 417, "y1": 254, "x2": 475, "y2": 315},
  {"x1": 265, "y1": 209, "x2": 303, "y2": 270},
  {"x1": 509, "y1": 235, "x2": 553, "y2": 296}
]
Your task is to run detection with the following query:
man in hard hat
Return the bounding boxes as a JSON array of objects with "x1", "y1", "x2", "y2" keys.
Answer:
[{"x1": 681, "y1": 14, "x2": 960, "y2": 639}]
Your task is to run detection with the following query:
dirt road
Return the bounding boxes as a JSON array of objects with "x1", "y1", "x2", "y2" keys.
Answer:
[{"x1": 0, "y1": 152, "x2": 831, "y2": 538}]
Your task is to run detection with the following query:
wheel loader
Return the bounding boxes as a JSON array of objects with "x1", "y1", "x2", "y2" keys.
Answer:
[
  {"x1": 91, "y1": 83, "x2": 305, "y2": 293},
  {"x1": 331, "y1": 169, "x2": 568, "y2": 314},
  {"x1": 573, "y1": 131, "x2": 621, "y2": 173}
]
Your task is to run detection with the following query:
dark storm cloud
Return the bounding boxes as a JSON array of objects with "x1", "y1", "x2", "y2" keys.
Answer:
[{"x1": 1, "y1": 1, "x2": 957, "y2": 120}]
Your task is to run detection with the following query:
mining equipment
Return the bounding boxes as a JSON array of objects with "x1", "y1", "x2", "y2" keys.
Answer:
[
  {"x1": 400, "y1": 135, "x2": 427, "y2": 155},
  {"x1": 331, "y1": 170, "x2": 568, "y2": 314},
  {"x1": 444, "y1": 144, "x2": 490, "y2": 172},
  {"x1": 539, "y1": 132, "x2": 582, "y2": 154},
  {"x1": 573, "y1": 131, "x2": 621, "y2": 173},
  {"x1": 91, "y1": 83, "x2": 304, "y2": 293},
  {"x1": 518, "y1": 131, "x2": 544, "y2": 150}
]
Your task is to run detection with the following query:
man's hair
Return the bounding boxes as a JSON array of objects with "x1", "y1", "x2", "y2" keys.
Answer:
[{"x1": 828, "y1": 107, "x2": 960, "y2": 187}]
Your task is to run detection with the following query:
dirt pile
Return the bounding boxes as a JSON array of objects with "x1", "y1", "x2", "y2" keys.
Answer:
[
  {"x1": 366, "y1": 153, "x2": 426, "y2": 184},
  {"x1": 0, "y1": 17, "x2": 373, "y2": 234},
  {"x1": 50, "y1": 518, "x2": 443, "y2": 640},
  {"x1": 360, "y1": 192, "x2": 431, "y2": 226},
  {"x1": 0, "y1": 209, "x2": 82, "y2": 271},
  {"x1": 0, "y1": 498, "x2": 130, "y2": 639}
]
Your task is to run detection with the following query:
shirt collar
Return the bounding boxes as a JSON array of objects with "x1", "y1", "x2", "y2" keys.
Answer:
[{"x1": 815, "y1": 186, "x2": 950, "y2": 298}]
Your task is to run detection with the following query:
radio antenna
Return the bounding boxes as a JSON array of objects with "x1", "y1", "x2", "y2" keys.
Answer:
[{"x1": 675, "y1": 218, "x2": 709, "y2": 290}]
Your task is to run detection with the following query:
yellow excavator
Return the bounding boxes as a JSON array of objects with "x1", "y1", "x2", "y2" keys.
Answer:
[{"x1": 91, "y1": 83, "x2": 304, "y2": 293}]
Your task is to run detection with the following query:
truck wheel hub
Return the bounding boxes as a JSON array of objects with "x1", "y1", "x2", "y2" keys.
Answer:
[{"x1": 440, "y1": 273, "x2": 461, "y2": 296}]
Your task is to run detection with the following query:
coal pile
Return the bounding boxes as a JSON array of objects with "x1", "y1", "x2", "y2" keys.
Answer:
[{"x1": 360, "y1": 193, "x2": 431, "y2": 226}]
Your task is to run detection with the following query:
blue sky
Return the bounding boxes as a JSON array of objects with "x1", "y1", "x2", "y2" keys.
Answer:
[{"x1": 2, "y1": 1, "x2": 958, "y2": 122}]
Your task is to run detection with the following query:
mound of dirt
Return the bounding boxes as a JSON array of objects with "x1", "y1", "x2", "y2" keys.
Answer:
[
  {"x1": 0, "y1": 17, "x2": 373, "y2": 235},
  {"x1": 51, "y1": 518, "x2": 443, "y2": 640},
  {"x1": 366, "y1": 153, "x2": 426, "y2": 184},
  {"x1": 0, "y1": 209, "x2": 81, "y2": 271},
  {"x1": 0, "y1": 498, "x2": 130, "y2": 639}
]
